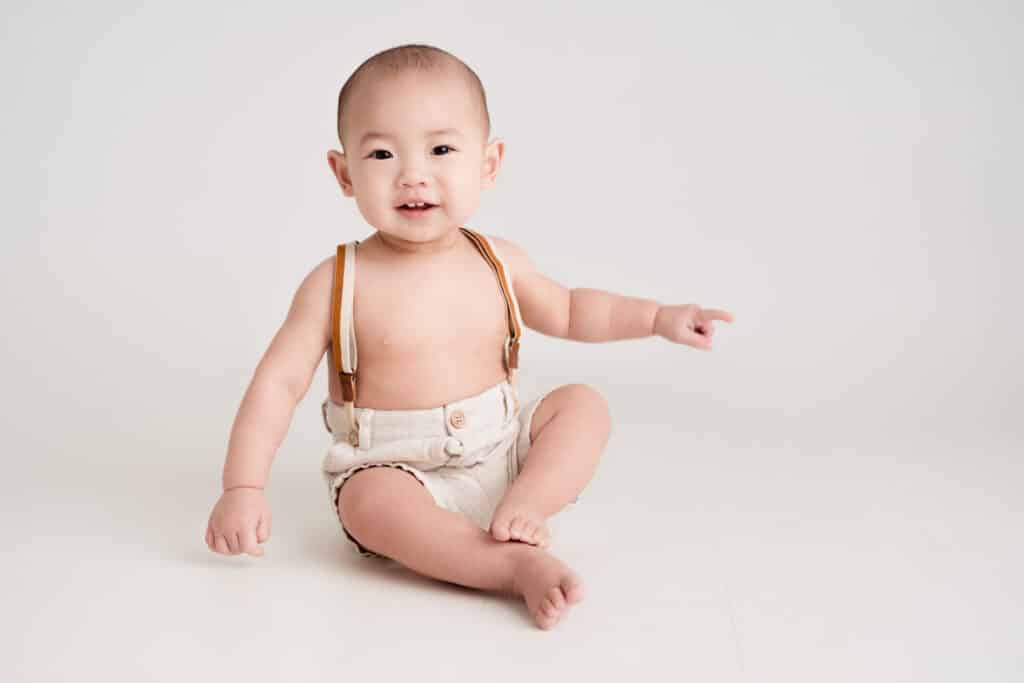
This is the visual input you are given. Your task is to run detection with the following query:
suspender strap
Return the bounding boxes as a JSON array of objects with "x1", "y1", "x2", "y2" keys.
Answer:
[
  {"x1": 459, "y1": 227, "x2": 523, "y2": 381},
  {"x1": 330, "y1": 242, "x2": 359, "y2": 440}
]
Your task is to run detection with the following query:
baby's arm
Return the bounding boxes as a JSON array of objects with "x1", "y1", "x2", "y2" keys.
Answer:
[
  {"x1": 206, "y1": 256, "x2": 333, "y2": 556},
  {"x1": 491, "y1": 236, "x2": 732, "y2": 349},
  {"x1": 222, "y1": 257, "x2": 334, "y2": 489}
]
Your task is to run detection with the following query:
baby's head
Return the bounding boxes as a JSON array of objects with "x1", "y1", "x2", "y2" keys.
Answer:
[{"x1": 327, "y1": 44, "x2": 504, "y2": 248}]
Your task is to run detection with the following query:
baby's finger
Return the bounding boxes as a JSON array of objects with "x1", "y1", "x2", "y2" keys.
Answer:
[
  {"x1": 701, "y1": 308, "x2": 734, "y2": 323},
  {"x1": 256, "y1": 515, "x2": 271, "y2": 543},
  {"x1": 205, "y1": 527, "x2": 214, "y2": 549},
  {"x1": 214, "y1": 534, "x2": 231, "y2": 555},
  {"x1": 679, "y1": 329, "x2": 713, "y2": 350},
  {"x1": 241, "y1": 528, "x2": 264, "y2": 557}
]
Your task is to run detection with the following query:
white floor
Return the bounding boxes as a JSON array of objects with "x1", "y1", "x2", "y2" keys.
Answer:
[{"x1": 5, "y1": 369, "x2": 1021, "y2": 682}]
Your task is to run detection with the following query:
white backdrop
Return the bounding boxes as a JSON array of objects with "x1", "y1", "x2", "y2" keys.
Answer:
[{"x1": 2, "y1": 2, "x2": 1021, "y2": 681}]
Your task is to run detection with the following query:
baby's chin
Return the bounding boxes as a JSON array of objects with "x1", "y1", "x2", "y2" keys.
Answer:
[
  {"x1": 378, "y1": 211, "x2": 470, "y2": 236},
  {"x1": 378, "y1": 223, "x2": 459, "y2": 239},
  {"x1": 372, "y1": 223, "x2": 467, "y2": 252}
]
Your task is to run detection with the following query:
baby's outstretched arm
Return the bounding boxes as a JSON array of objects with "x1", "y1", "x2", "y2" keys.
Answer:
[
  {"x1": 490, "y1": 236, "x2": 733, "y2": 349},
  {"x1": 205, "y1": 257, "x2": 334, "y2": 556}
]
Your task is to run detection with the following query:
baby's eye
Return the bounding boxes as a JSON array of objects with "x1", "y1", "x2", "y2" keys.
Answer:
[
  {"x1": 369, "y1": 150, "x2": 393, "y2": 160},
  {"x1": 433, "y1": 145, "x2": 455, "y2": 155}
]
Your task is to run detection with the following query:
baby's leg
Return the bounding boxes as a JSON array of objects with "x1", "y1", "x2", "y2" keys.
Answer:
[
  {"x1": 337, "y1": 466, "x2": 584, "y2": 629},
  {"x1": 491, "y1": 384, "x2": 611, "y2": 546}
]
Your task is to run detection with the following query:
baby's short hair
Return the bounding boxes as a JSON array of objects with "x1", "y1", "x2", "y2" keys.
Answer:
[{"x1": 335, "y1": 44, "x2": 491, "y2": 149}]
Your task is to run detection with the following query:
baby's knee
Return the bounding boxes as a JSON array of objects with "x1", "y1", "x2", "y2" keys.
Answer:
[
  {"x1": 336, "y1": 466, "x2": 420, "y2": 536},
  {"x1": 563, "y1": 383, "x2": 611, "y2": 433}
]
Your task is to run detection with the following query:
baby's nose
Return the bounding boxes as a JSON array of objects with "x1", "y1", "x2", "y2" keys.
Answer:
[
  {"x1": 399, "y1": 173, "x2": 428, "y2": 187},
  {"x1": 398, "y1": 164, "x2": 429, "y2": 186}
]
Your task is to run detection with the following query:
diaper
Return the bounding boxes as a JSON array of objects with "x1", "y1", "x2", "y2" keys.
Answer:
[{"x1": 321, "y1": 380, "x2": 547, "y2": 557}]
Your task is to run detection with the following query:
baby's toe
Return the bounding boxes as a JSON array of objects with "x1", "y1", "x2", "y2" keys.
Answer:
[
  {"x1": 519, "y1": 520, "x2": 539, "y2": 543},
  {"x1": 561, "y1": 572, "x2": 586, "y2": 604},
  {"x1": 490, "y1": 518, "x2": 511, "y2": 542},
  {"x1": 547, "y1": 586, "x2": 567, "y2": 611},
  {"x1": 509, "y1": 516, "x2": 528, "y2": 540},
  {"x1": 536, "y1": 598, "x2": 561, "y2": 629}
]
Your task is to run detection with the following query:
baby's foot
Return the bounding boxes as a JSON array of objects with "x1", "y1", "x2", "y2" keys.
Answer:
[
  {"x1": 511, "y1": 550, "x2": 585, "y2": 630},
  {"x1": 490, "y1": 505, "x2": 551, "y2": 547}
]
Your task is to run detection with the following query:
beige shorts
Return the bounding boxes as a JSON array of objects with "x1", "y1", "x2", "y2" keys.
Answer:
[{"x1": 321, "y1": 380, "x2": 550, "y2": 558}]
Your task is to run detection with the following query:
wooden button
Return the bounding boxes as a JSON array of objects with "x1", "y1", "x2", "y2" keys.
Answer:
[
  {"x1": 348, "y1": 432, "x2": 359, "y2": 446},
  {"x1": 449, "y1": 409, "x2": 466, "y2": 429}
]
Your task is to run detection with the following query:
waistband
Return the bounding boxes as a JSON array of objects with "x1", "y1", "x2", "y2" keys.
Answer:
[{"x1": 323, "y1": 380, "x2": 519, "y2": 449}]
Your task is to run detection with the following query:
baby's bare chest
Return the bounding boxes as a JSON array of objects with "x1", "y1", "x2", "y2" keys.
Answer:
[{"x1": 353, "y1": 262, "x2": 509, "y2": 363}]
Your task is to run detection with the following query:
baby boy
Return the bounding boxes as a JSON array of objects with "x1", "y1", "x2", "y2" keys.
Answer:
[{"x1": 205, "y1": 44, "x2": 733, "y2": 630}]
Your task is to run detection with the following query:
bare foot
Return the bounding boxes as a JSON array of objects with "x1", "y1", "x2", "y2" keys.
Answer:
[
  {"x1": 490, "y1": 505, "x2": 551, "y2": 547},
  {"x1": 511, "y1": 549, "x2": 585, "y2": 630}
]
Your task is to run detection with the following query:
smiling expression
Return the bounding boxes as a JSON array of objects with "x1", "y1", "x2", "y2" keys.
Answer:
[{"x1": 328, "y1": 69, "x2": 504, "y2": 246}]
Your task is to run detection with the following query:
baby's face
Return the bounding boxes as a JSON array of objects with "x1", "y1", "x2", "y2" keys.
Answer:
[{"x1": 328, "y1": 70, "x2": 502, "y2": 245}]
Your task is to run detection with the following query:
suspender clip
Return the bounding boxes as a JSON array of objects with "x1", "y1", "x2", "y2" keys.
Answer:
[
  {"x1": 508, "y1": 339, "x2": 520, "y2": 371},
  {"x1": 339, "y1": 372, "x2": 357, "y2": 403}
]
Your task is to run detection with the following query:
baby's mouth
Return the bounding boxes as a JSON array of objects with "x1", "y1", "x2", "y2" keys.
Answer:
[{"x1": 396, "y1": 202, "x2": 438, "y2": 213}]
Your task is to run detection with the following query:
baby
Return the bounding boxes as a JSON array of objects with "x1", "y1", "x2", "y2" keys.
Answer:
[{"x1": 204, "y1": 44, "x2": 733, "y2": 630}]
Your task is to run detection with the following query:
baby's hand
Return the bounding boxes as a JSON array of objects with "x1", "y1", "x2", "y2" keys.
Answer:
[
  {"x1": 654, "y1": 304, "x2": 734, "y2": 350},
  {"x1": 205, "y1": 487, "x2": 272, "y2": 557}
]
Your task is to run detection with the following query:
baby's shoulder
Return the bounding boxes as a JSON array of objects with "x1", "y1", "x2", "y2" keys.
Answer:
[
  {"x1": 309, "y1": 252, "x2": 337, "y2": 285},
  {"x1": 305, "y1": 235, "x2": 370, "y2": 294},
  {"x1": 479, "y1": 232, "x2": 536, "y2": 284},
  {"x1": 290, "y1": 252, "x2": 336, "y2": 306}
]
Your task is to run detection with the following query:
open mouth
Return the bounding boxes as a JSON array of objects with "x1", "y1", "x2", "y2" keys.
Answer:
[{"x1": 396, "y1": 202, "x2": 438, "y2": 213}]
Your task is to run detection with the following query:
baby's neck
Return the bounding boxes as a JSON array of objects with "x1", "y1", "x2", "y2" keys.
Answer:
[{"x1": 372, "y1": 228, "x2": 464, "y2": 257}]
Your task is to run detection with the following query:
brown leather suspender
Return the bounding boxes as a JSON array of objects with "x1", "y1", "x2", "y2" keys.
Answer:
[
  {"x1": 331, "y1": 243, "x2": 356, "y2": 403},
  {"x1": 459, "y1": 226, "x2": 522, "y2": 375}
]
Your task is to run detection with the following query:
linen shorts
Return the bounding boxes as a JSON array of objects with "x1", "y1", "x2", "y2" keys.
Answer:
[{"x1": 321, "y1": 380, "x2": 549, "y2": 558}]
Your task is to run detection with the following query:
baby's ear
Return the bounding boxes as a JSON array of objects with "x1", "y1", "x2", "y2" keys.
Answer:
[
  {"x1": 481, "y1": 138, "x2": 505, "y2": 188},
  {"x1": 326, "y1": 150, "x2": 355, "y2": 197}
]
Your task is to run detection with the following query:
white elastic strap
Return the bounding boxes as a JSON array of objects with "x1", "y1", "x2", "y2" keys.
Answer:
[
  {"x1": 340, "y1": 242, "x2": 358, "y2": 374},
  {"x1": 340, "y1": 241, "x2": 359, "y2": 438}
]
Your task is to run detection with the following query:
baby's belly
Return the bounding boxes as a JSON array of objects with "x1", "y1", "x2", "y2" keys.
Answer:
[{"x1": 328, "y1": 352, "x2": 509, "y2": 410}]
